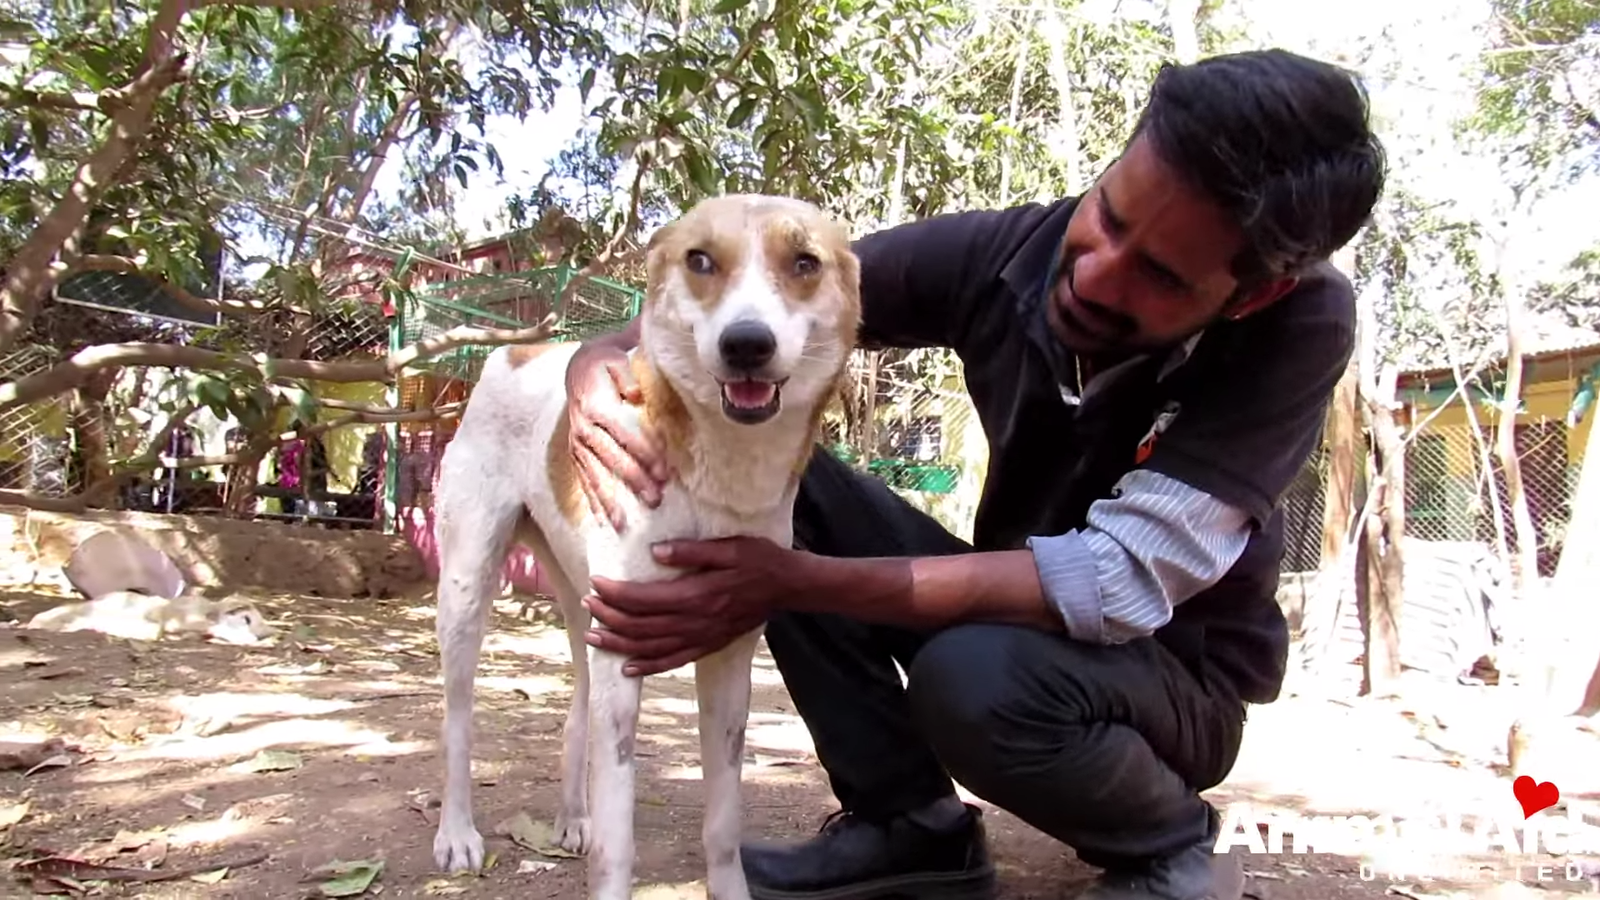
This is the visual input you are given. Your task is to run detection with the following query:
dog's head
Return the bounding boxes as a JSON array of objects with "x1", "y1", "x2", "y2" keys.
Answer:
[{"x1": 641, "y1": 194, "x2": 861, "y2": 426}]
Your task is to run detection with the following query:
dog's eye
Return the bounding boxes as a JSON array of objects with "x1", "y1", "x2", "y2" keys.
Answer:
[
  {"x1": 685, "y1": 249, "x2": 715, "y2": 275},
  {"x1": 794, "y1": 252, "x2": 820, "y2": 276}
]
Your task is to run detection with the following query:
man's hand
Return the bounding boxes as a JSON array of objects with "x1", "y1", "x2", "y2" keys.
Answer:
[
  {"x1": 564, "y1": 343, "x2": 671, "y2": 530},
  {"x1": 583, "y1": 536, "x2": 799, "y2": 677}
]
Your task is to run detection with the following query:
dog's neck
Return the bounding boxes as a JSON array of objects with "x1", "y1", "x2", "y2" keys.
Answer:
[{"x1": 629, "y1": 342, "x2": 824, "y2": 519}]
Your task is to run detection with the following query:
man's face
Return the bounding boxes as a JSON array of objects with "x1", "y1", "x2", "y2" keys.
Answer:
[{"x1": 1046, "y1": 134, "x2": 1294, "y2": 358}]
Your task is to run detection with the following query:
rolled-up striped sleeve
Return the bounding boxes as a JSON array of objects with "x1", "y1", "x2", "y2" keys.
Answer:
[{"x1": 1026, "y1": 469, "x2": 1253, "y2": 644}]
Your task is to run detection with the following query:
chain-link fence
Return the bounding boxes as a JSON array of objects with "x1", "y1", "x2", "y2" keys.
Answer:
[
  {"x1": 1277, "y1": 414, "x2": 1582, "y2": 577},
  {"x1": 822, "y1": 347, "x2": 988, "y2": 542},
  {"x1": 381, "y1": 266, "x2": 644, "y2": 529},
  {"x1": 0, "y1": 343, "x2": 76, "y2": 499}
]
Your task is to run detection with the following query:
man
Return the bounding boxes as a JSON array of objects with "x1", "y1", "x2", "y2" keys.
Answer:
[{"x1": 561, "y1": 48, "x2": 1385, "y2": 900}]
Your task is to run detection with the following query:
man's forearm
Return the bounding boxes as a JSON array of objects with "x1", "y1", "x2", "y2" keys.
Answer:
[
  {"x1": 785, "y1": 548, "x2": 1063, "y2": 632},
  {"x1": 583, "y1": 316, "x2": 642, "y2": 354}
]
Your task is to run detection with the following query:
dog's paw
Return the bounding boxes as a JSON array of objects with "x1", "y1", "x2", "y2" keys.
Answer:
[
  {"x1": 433, "y1": 821, "x2": 485, "y2": 873},
  {"x1": 554, "y1": 813, "x2": 591, "y2": 855}
]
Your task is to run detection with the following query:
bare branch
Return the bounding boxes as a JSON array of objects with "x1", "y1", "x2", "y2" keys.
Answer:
[
  {"x1": 0, "y1": 0, "x2": 190, "y2": 355},
  {"x1": 161, "y1": 403, "x2": 463, "y2": 469},
  {"x1": 386, "y1": 317, "x2": 558, "y2": 372},
  {"x1": 1, "y1": 88, "x2": 104, "y2": 113},
  {"x1": 70, "y1": 255, "x2": 277, "y2": 318},
  {"x1": 0, "y1": 316, "x2": 557, "y2": 412}
]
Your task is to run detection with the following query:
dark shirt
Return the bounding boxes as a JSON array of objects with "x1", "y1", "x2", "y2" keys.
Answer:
[{"x1": 850, "y1": 196, "x2": 1356, "y2": 704}]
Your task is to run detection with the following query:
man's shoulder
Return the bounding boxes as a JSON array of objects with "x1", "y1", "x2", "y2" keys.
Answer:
[
  {"x1": 1271, "y1": 259, "x2": 1357, "y2": 337},
  {"x1": 1181, "y1": 258, "x2": 1357, "y2": 389}
]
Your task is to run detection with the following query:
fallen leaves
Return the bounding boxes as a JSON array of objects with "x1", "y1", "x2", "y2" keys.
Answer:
[
  {"x1": 0, "y1": 799, "x2": 28, "y2": 848},
  {"x1": 10, "y1": 845, "x2": 268, "y2": 893},
  {"x1": 232, "y1": 749, "x2": 303, "y2": 773},
  {"x1": 304, "y1": 858, "x2": 384, "y2": 897},
  {"x1": 494, "y1": 811, "x2": 581, "y2": 859},
  {"x1": 23, "y1": 753, "x2": 72, "y2": 778}
]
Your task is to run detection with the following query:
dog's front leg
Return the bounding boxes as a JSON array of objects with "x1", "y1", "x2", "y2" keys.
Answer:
[
  {"x1": 697, "y1": 629, "x2": 762, "y2": 900},
  {"x1": 585, "y1": 644, "x2": 643, "y2": 900}
]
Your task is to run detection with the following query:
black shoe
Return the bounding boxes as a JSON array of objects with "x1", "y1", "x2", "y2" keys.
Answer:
[
  {"x1": 1072, "y1": 809, "x2": 1244, "y2": 900},
  {"x1": 741, "y1": 802, "x2": 998, "y2": 900}
]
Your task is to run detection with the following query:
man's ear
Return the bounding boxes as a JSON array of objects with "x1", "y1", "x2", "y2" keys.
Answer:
[{"x1": 1223, "y1": 277, "x2": 1298, "y2": 321}]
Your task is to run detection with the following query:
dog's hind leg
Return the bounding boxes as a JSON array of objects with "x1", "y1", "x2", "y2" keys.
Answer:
[
  {"x1": 432, "y1": 491, "x2": 521, "y2": 874},
  {"x1": 697, "y1": 629, "x2": 762, "y2": 900},
  {"x1": 516, "y1": 520, "x2": 593, "y2": 856}
]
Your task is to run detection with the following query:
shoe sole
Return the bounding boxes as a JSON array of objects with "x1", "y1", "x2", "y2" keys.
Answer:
[{"x1": 747, "y1": 864, "x2": 997, "y2": 900}]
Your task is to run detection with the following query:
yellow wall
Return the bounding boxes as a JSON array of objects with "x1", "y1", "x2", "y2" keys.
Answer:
[
  {"x1": 282, "y1": 379, "x2": 389, "y2": 492},
  {"x1": 1404, "y1": 358, "x2": 1594, "y2": 473},
  {"x1": 0, "y1": 400, "x2": 69, "y2": 464}
]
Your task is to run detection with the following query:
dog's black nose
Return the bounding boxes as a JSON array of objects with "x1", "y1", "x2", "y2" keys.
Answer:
[{"x1": 718, "y1": 320, "x2": 777, "y2": 371}]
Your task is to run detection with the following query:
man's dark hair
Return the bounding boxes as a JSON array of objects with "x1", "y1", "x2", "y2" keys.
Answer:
[{"x1": 1130, "y1": 48, "x2": 1387, "y2": 287}]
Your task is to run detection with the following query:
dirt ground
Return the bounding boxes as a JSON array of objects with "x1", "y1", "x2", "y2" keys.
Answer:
[{"x1": 2, "y1": 579, "x2": 1599, "y2": 900}]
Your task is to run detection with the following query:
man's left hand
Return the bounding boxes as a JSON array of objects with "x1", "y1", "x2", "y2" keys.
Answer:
[{"x1": 584, "y1": 535, "x2": 799, "y2": 677}]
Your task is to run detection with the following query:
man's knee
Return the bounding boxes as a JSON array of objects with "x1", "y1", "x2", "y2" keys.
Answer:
[{"x1": 906, "y1": 624, "x2": 1092, "y2": 788}]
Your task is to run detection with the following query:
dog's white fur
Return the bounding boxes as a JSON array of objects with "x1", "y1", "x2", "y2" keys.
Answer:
[{"x1": 430, "y1": 194, "x2": 861, "y2": 900}]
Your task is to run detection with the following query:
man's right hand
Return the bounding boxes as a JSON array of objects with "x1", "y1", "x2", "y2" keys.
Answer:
[{"x1": 565, "y1": 343, "x2": 671, "y2": 531}]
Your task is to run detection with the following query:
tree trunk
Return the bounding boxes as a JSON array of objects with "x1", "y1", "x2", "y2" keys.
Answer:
[
  {"x1": 1320, "y1": 247, "x2": 1361, "y2": 568},
  {"x1": 1166, "y1": 0, "x2": 1202, "y2": 63},
  {"x1": 1358, "y1": 363, "x2": 1406, "y2": 697},
  {"x1": 0, "y1": 0, "x2": 189, "y2": 355},
  {"x1": 1496, "y1": 288, "x2": 1538, "y2": 594},
  {"x1": 70, "y1": 367, "x2": 118, "y2": 498},
  {"x1": 1038, "y1": 5, "x2": 1083, "y2": 195},
  {"x1": 1537, "y1": 403, "x2": 1600, "y2": 717},
  {"x1": 999, "y1": 11, "x2": 1034, "y2": 208}
]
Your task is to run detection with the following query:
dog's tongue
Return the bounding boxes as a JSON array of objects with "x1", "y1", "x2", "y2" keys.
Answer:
[{"x1": 724, "y1": 381, "x2": 777, "y2": 409}]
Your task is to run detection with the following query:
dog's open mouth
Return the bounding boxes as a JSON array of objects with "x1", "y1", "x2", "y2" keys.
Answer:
[{"x1": 720, "y1": 378, "x2": 784, "y2": 424}]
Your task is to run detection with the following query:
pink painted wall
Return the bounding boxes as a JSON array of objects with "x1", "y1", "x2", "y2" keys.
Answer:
[{"x1": 398, "y1": 504, "x2": 556, "y2": 596}]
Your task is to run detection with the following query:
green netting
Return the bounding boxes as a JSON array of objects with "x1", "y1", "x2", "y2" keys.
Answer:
[{"x1": 397, "y1": 265, "x2": 643, "y2": 383}]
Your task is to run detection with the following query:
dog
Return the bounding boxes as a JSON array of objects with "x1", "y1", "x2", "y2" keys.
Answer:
[
  {"x1": 26, "y1": 589, "x2": 272, "y2": 644},
  {"x1": 430, "y1": 193, "x2": 862, "y2": 899}
]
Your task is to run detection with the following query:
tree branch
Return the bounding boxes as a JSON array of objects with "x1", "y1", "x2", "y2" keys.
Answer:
[
  {"x1": 0, "y1": 316, "x2": 556, "y2": 413},
  {"x1": 69, "y1": 254, "x2": 276, "y2": 318},
  {"x1": 0, "y1": 0, "x2": 190, "y2": 356},
  {"x1": 1, "y1": 88, "x2": 104, "y2": 113},
  {"x1": 160, "y1": 403, "x2": 463, "y2": 470}
]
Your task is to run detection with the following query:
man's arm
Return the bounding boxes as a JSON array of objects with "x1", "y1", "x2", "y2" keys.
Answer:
[
  {"x1": 784, "y1": 468, "x2": 1250, "y2": 640},
  {"x1": 1027, "y1": 470, "x2": 1252, "y2": 643}
]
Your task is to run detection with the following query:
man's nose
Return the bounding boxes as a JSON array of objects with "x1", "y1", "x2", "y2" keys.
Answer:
[{"x1": 1069, "y1": 248, "x2": 1128, "y2": 310}]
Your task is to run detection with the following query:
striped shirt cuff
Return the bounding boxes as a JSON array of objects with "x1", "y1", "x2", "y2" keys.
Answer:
[{"x1": 1027, "y1": 469, "x2": 1253, "y2": 644}]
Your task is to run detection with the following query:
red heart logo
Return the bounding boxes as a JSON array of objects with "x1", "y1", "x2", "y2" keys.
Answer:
[{"x1": 1513, "y1": 775, "x2": 1560, "y2": 818}]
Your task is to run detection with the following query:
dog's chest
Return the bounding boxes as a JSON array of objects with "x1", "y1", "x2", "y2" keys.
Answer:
[{"x1": 582, "y1": 486, "x2": 792, "y2": 583}]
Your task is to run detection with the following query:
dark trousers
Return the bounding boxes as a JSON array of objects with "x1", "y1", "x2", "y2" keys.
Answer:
[{"x1": 772, "y1": 449, "x2": 1248, "y2": 869}]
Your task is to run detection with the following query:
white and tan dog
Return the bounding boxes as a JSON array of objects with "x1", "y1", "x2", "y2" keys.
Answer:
[{"x1": 430, "y1": 194, "x2": 862, "y2": 899}]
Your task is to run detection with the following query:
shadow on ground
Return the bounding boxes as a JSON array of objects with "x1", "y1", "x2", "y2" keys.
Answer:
[{"x1": 2, "y1": 585, "x2": 1597, "y2": 899}]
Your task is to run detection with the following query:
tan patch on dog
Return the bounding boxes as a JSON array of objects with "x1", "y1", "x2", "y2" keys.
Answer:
[
  {"x1": 546, "y1": 412, "x2": 587, "y2": 526},
  {"x1": 505, "y1": 342, "x2": 561, "y2": 369},
  {"x1": 630, "y1": 352, "x2": 695, "y2": 473},
  {"x1": 644, "y1": 214, "x2": 736, "y2": 310}
]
